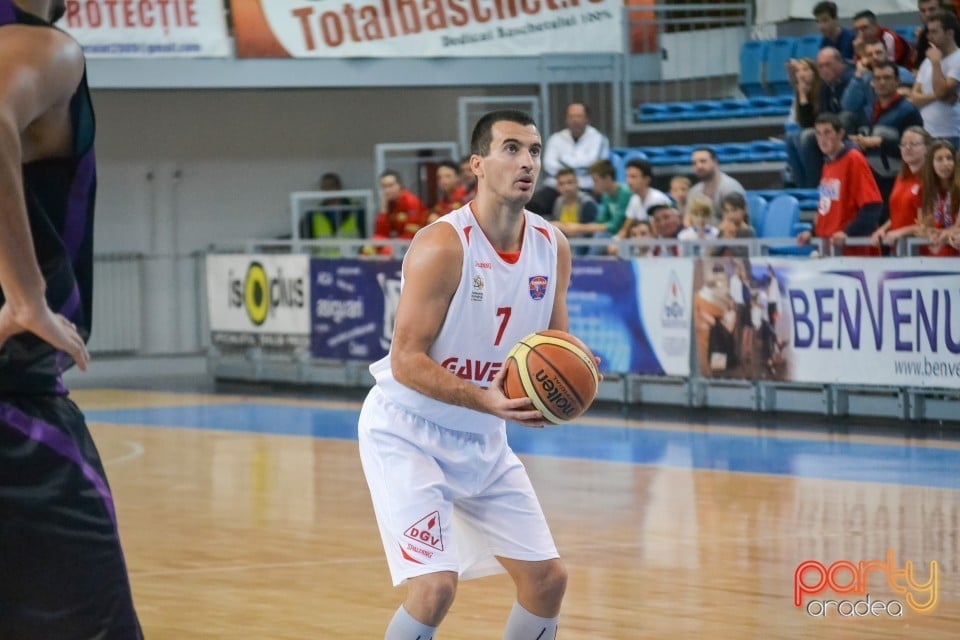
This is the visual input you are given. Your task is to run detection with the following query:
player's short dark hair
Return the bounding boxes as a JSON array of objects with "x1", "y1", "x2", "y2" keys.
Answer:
[
  {"x1": 871, "y1": 60, "x2": 899, "y2": 78},
  {"x1": 853, "y1": 10, "x2": 878, "y2": 23},
  {"x1": 812, "y1": 1, "x2": 838, "y2": 19},
  {"x1": 556, "y1": 167, "x2": 576, "y2": 180},
  {"x1": 626, "y1": 158, "x2": 654, "y2": 179},
  {"x1": 471, "y1": 110, "x2": 537, "y2": 156},
  {"x1": 436, "y1": 159, "x2": 459, "y2": 173},
  {"x1": 647, "y1": 203, "x2": 677, "y2": 218}
]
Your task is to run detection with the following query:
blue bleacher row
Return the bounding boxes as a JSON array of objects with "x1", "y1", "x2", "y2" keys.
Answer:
[
  {"x1": 635, "y1": 27, "x2": 918, "y2": 125},
  {"x1": 611, "y1": 140, "x2": 787, "y2": 168}
]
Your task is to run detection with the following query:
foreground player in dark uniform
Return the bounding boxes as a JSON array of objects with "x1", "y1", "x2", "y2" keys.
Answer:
[{"x1": 0, "y1": 1, "x2": 142, "y2": 637}]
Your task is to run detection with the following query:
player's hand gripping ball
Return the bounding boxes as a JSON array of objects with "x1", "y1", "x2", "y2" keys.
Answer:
[{"x1": 503, "y1": 330, "x2": 599, "y2": 425}]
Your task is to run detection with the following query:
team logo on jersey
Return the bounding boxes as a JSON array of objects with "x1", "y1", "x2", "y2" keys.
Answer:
[
  {"x1": 528, "y1": 275, "x2": 548, "y2": 300},
  {"x1": 472, "y1": 275, "x2": 485, "y2": 301},
  {"x1": 404, "y1": 511, "x2": 444, "y2": 552}
]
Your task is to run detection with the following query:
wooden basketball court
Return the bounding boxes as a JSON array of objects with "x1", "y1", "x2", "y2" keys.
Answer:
[{"x1": 73, "y1": 387, "x2": 959, "y2": 639}]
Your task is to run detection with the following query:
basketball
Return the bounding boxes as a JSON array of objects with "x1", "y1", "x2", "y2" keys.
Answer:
[{"x1": 504, "y1": 330, "x2": 600, "y2": 425}]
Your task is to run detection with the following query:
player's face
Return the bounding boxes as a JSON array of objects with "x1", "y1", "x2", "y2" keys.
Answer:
[
  {"x1": 865, "y1": 43, "x2": 887, "y2": 67},
  {"x1": 815, "y1": 13, "x2": 836, "y2": 37},
  {"x1": 899, "y1": 131, "x2": 927, "y2": 167},
  {"x1": 475, "y1": 120, "x2": 541, "y2": 205}
]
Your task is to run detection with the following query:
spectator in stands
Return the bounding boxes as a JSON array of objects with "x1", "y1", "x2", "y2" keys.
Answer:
[
  {"x1": 678, "y1": 195, "x2": 719, "y2": 245},
  {"x1": 427, "y1": 159, "x2": 467, "y2": 223},
  {"x1": 917, "y1": 138, "x2": 960, "y2": 255},
  {"x1": 797, "y1": 113, "x2": 882, "y2": 255},
  {"x1": 848, "y1": 61, "x2": 924, "y2": 199},
  {"x1": 618, "y1": 158, "x2": 672, "y2": 239},
  {"x1": 530, "y1": 102, "x2": 610, "y2": 216},
  {"x1": 459, "y1": 155, "x2": 477, "y2": 202},
  {"x1": 785, "y1": 57, "x2": 822, "y2": 188},
  {"x1": 649, "y1": 203, "x2": 685, "y2": 256},
  {"x1": 913, "y1": 0, "x2": 960, "y2": 72},
  {"x1": 627, "y1": 219, "x2": 654, "y2": 257},
  {"x1": 714, "y1": 192, "x2": 756, "y2": 258},
  {"x1": 687, "y1": 147, "x2": 745, "y2": 221},
  {"x1": 853, "y1": 10, "x2": 914, "y2": 69},
  {"x1": 872, "y1": 126, "x2": 931, "y2": 251},
  {"x1": 787, "y1": 48, "x2": 853, "y2": 188},
  {"x1": 843, "y1": 39, "x2": 917, "y2": 131},
  {"x1": 813, "y1": 1, "x2": 856, "y2": 62},
  {"x1": 669, "y1": 175, "x2": 691, "y2": 212},
  {"x1": 367, "y1": 170, "x2": 426, "y2": 254},
  {"x1": 559, "y1": 159, "x2": 631, "y2": 255},
  {"x1": 910, "y1": 11, "x2": 960, "y2": 147},
  {"x1": 549, "y1": 167, "x2": 598, "y2": 255}
]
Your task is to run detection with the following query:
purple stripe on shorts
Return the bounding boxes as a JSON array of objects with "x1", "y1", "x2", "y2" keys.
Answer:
[
  {"x1": 63, "y1": 151, "x2": 95, "y2": 261},
  {"x1": 0, "y1": 402, "x2": 116, "y2": 524},
  {"x1": 58, "y1": 281, "x2": 81, "y2": 320},
  {"x1": 0, "y1": 1, "x2": 14, "y2": 25}
]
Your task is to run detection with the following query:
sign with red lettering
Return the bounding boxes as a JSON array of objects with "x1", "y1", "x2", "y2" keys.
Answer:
[
  {"x1": 229, "y1": 0, "x2": 623, "y2": 58},
  {"x1": 61, "y1": 0, "x2": 230, "y2": 57}
]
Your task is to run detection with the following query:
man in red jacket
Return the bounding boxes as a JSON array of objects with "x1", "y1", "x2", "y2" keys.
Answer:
[{"x1": 798, "y1": 113, "x2": 882, "y2": 256}]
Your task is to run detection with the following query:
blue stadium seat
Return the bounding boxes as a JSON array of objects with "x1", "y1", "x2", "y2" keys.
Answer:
[
  {"x1": 746, "y1": 140, "x2": 788, "y2": 162},
  {"x1": 765, "y1": 38, "x2": 798, "y2": 96},
  {"x1": 793, "y1": 34, "x2": 821, "y2": 62},
  {"x1": 748, "y1": 96, "x2": 793, "y2": 117},
  {"x1": 893, "y1": 25, "x2": 917, "y2": 47},
  {"x1": 762, "y1": 195, "x2": 816, "y2": 255},
  {"x1": 739, "y1": 40, "x2": 769, "y2": 98},
  {"x1": 745, "y1": 193, "x2": 768, "y2": 230},
  {"x1": 714, "y1": 143, "x2": 751, "y2": 164}
]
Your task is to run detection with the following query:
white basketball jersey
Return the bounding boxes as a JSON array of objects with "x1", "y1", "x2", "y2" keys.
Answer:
[{"x1": 370, "y1": 204, "x2": 559, "y2": 434}]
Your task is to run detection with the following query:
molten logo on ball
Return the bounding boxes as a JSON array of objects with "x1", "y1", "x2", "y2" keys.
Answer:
[{"x1": 504, "y1": 330, "x2": 599, "y2": 425}]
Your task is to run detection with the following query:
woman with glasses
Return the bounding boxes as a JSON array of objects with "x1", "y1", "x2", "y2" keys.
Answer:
[{"x1": 871, "y1": 126, "x2": 930, "y2": 252}]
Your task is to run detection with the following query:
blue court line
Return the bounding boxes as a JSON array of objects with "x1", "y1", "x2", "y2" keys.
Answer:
[{"x1": 85, "y1": 404, "x2": 960, "y2": 491}]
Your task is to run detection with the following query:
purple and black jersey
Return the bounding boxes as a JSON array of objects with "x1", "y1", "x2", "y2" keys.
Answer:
[{"x1": 0, "y1": 1, "x2": 96, "y2": 394}]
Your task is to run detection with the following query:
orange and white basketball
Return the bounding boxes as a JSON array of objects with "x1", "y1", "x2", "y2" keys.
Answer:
[{"x1": 503, "y1": 330, "x2": 599, "y2": 425}]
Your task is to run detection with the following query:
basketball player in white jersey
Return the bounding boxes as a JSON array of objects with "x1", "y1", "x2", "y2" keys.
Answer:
[{"x1": 358, "y1": 110, "x2": 572, "y2": 639}]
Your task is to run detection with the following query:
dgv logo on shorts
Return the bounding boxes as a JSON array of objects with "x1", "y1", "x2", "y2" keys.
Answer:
[{"x1": 404, "y1": 511, "x2": 444, "y2": 551}]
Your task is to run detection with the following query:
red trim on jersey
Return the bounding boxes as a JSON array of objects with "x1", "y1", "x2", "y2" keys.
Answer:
[
  {"x1": 496, "y1": 249, "x2": 521, "y2": 263},
  {"x1": 464, "y1": 225, "x2": 473, "y2": 245},
  {"x1": 399, "y1": 544, "x2": 424, "y2": 564},
  {"x1": 533, "y1": 225, "x2": 553, "y2": 243}
]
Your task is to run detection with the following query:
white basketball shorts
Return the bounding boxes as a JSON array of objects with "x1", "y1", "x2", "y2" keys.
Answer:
[{"x1": 358, "y1": 385, "x2": 558, "y2": 586}]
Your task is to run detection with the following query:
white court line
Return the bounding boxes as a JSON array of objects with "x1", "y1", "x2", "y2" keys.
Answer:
[{"x1": 103, "y1": 440, "x2": 144, "y2": 465}]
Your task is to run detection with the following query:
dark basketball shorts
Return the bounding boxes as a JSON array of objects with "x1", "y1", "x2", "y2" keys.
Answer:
[{"x1": 0, "y1": 394, "x2": 142, "y2": 640}]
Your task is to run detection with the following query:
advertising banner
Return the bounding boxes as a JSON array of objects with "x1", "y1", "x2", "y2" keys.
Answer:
[
  {"x1": 568, "y1": 259, "x2": 692, "y2": 376},
  {"x1": 230, "y1": 0, "x2": 623, "y2": 58},
  {"x1": 693, "y1": 257, "x2": 960, "y2": 389},
  {"x1": 61, "y1": 0, "x2": 231, "y2": 57},
  {"x1": 206, "y1": 255, "x2": 311, "y2": 353},
  {"x1": 310, "y1": 259, "x2": 402, "y2": 361}
]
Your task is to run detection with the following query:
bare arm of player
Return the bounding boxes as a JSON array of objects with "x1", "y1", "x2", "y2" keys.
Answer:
[
  {"x1": 390, "y1": 223, "x2": 544, "y2": 425},
  {"x1": 0, "y1": 26, "x2": 89, "y2": 370},
  {"x1": 547, "y1": 231, "x2": 572, "y2": 332}
]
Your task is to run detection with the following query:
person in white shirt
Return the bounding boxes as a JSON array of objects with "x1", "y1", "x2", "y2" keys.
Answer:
[
  {"x1": 618, "y1": 158, "x2": 673, "y2": 240},
  {"x1": 529, "y1": 102, "x2": 610, "y2": 215},
  {"x1": 910, "y1": 11, "x2": 960, "y2": 146},
  {"x1": 677, "y1": 195, "x2": 720, "y2": 247}
]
